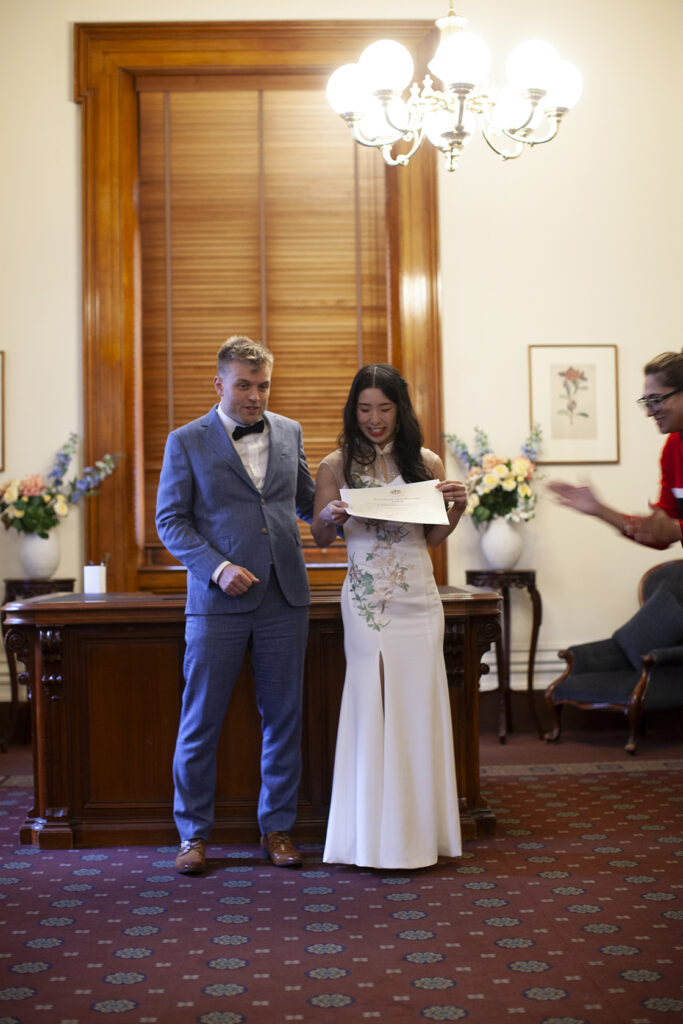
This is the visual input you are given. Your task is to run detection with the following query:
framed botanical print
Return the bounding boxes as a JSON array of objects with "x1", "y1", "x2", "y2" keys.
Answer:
[{"x1": 528, "y1": 344, "x2": 619, "y2": 464}]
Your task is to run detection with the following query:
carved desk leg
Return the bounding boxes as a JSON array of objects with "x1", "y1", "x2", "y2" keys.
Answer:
[
  {"x1": 2, "y1": 623, "x2": 30, "y2": 750},
  {"x1": 3, "y1": 626, "x2": 40, "y2": 840},
  {"x1": 25, "y1": 627, "x2": 74, "y2": 848}
]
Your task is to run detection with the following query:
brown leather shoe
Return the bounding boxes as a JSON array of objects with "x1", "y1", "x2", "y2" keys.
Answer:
[
  {"x1": 174, "y1": 838, "x2": 206, "y2": 874},
  {"x1": 260, "y1": 831, "x2": 303, "y2": 867}
]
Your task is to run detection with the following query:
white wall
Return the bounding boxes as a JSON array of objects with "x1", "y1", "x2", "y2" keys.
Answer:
[
  {"x1": 440, "y1": 0, "x2": 683, "y2": 682},
  {"x1": 1, "y1": 0, "x2": 681, "y2": 688}
]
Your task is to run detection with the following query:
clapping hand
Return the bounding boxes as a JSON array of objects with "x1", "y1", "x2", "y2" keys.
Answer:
[{"x1": 547, "y1": 480, "x2": 601, "y2": 516}]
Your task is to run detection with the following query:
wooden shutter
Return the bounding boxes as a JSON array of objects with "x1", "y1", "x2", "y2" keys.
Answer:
[
  {"x1": 138, "y1": 82, "x2": 390, "y2": 577},
  {"x1": 74, "y1": 21, "x2": 444, "y2": 592}
]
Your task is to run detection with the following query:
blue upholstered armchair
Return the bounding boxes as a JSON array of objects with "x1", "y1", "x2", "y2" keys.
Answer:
[{"x1": 545, "y1": 560, "x2": 683, "y2": 754}]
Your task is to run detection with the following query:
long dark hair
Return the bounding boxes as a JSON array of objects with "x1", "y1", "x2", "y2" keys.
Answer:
[{"x1": 339, "y1": 364, "x2": 432, "y2": 486}]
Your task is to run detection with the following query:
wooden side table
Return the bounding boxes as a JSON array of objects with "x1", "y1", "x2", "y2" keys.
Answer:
[
  {"x1": 465, "y1": 569, "x2": 543, "y2": 742},
  {"x1": 2, "y1": 577, "x2": 75, "y2": 748}
]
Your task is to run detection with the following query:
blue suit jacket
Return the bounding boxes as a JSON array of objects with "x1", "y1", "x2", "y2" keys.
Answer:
[{"x1": 155, "y1": 407, "x2": 315, "y2": 614}]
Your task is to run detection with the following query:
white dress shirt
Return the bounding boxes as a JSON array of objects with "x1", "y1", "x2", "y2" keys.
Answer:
[{"x1": 212, "y1": 405, "x2": 270, "y2": 582}]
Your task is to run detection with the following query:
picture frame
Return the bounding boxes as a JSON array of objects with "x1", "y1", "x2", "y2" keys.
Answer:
[
  {"x1": 0, "y1": 351, "x2": 4, "y2": 472},
  {"x1": 528, "y1": 344, "x2": 619, "y2": 464}
]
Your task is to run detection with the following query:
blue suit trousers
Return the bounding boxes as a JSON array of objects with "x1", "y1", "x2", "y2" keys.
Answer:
[{"x1": 173, "y1": 572, "x2": 309, "y2": 840}]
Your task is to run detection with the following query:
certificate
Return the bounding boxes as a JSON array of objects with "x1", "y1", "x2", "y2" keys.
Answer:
[{"x1": 339, "y1": 479, "x2": 449, "y2": 525}]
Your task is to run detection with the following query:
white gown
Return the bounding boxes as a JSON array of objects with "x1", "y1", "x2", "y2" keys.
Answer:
[{"x1": 322, "y1": 445, "x2": 462, "y2": 869}]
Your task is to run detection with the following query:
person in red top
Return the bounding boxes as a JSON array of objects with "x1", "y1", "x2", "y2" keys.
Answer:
[{"x1": 548, "y1": 351, "x2": 683, "y2": 549}]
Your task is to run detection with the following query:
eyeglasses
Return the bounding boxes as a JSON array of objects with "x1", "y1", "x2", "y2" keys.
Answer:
[{"x1": 636, "y1": 387, "x2": 682, "y2": 411}]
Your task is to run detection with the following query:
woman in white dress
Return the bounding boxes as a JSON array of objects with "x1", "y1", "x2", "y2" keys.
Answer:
[{"x1": 312, "y1": 364, "x2": 467, "y2": 869}]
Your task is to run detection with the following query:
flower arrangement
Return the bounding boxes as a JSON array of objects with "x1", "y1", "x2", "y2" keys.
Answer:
[
  {"x1": 0, "y1": 433, "x2": 120, "y2": 538},
  {"x1": 444, "y1": 425, "x2": 542, "y2": 526}
]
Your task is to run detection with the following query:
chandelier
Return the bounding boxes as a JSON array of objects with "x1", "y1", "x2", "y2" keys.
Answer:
[{"x1": 326, "y1": 5, "x2": 583, "y2": 172}]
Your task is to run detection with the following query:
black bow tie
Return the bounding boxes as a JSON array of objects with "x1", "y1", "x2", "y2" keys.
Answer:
[{"x1": 233, "y1": 420, "x2": 265, "y2": 441}]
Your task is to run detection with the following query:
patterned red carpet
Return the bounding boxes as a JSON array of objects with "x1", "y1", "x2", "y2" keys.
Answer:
[{"x1": 0, "y1": 750, "x2": 681, "y2": 1023}]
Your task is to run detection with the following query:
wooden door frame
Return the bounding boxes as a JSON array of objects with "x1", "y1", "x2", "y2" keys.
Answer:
[{"x1": 74, "y1": 20, "x2": 445, "y2": 591}]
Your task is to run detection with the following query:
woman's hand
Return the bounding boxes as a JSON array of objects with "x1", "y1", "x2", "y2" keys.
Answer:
[
  {"x1": 320, "y1": 499, "x2": 350, "y2": 527},
  {"x1": 312, "y1": 462, "x2": 346, "y2": 548},
  {"x1": 436, "y1": 480, "x2": 467, "y2": 515},
  {"x1": 426, "y1": 475, "x2": 467, "y2": 548}
]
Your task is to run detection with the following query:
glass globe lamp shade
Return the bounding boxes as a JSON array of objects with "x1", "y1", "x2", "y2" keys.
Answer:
[
  {"x1": 544, "y1": 59, "x2": 583, "y2": 109},
  {"x1": 358, "y1": 39, "x2": 414, "y2": 95},
  {"x1": 505, "y1": 39, "x2": 561, "y2": 93},
  {"x1": 428, "y1": 31, "x2": 491, "y2": 89},
  {"x1": 326, "y1": 63, "x2": 371, "y2": 115}
]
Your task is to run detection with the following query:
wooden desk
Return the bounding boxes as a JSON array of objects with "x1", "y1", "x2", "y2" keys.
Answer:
[
  {"x1": 465, "y1": 569, "x2": 543, "y2": 742},
  {"x1": 3, "y1": 586, "x2": 500, "y2": 849}
]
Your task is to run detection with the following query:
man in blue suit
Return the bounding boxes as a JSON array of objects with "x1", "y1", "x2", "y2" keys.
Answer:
[{"x1": 156, "y1": 335, "x2": 315, "y2": 873}]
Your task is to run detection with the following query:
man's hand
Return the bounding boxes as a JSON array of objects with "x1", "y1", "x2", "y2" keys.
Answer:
[
  {"x1": 547, "y1": 480, "x2": 602, "y2": 516},
  {"x1": 217, "y1": 564, "x2": 259, "y2": 595},
  {"x1": 629, "y1": 506, "x2": 682, "y2": 548}
]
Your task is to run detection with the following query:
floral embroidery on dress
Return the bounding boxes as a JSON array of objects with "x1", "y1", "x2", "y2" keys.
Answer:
[
  {"x1": 346, "y1": 472, "x2": 414, "y2": 631},
  {"x1": 348, "y1": 545, "x2": 411, "y2": 632}
]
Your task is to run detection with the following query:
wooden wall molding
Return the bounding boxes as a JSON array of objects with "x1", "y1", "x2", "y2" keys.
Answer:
[{"x1": 74, "y1": 20, "x2": 444, "y2": 591}]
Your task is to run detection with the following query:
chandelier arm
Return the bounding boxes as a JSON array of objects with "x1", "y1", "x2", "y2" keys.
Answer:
[
  {"x1": 480, "y1": 125, "x2": 525, "y2": 161},
  {"x1": 376, "y1": 91, "x2": 423, "y2": 136},
  {"x1": 346, "y1": 118, "x2": 393, "y2": 149},
  {"x1": 502, "y1": 116, "x2": 562, "y2": 148},
  {"x1": 501, "y1": 91, "x2": 544, "y2": 139},
  {"x1": 380, "y1": 130, "x2": 426, "y2": 167}
]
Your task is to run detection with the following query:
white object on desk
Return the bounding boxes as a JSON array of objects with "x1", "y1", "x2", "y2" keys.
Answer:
[{"x1": 83, "y1": 564, "x2": 107, "y2": 594}]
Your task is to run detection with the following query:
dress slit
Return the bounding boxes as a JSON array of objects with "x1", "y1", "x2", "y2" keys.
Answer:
[{"x1": 378, "y1": 650, "x2": 385, "y2": 717}]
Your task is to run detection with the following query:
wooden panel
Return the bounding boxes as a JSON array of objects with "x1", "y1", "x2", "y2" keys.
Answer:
[
  {"x1": 215, "y1": 661, "x2": 263, "y2": 802},
  {"x1": 82, "y1": 638, "x2": 180, "y2": 805},
  {"x1": 300, "y1": 620, "x2": 346, "y2": 808},
  {"x1": 74, "y1": 21, "x2": 443, "y2": 591}
]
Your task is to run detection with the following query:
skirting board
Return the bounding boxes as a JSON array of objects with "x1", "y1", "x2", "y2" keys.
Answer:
[{"x1": 478, "y1": 643, "x2": 567, "y2": 692}]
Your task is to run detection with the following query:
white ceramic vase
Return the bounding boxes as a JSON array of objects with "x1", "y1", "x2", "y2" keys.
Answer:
[
  {"x1": 480, "y1": 517, "x2": 523, "y2": 571},
  {"x1": 18, "y1": 530, "x2": 61, "y2": 580}
]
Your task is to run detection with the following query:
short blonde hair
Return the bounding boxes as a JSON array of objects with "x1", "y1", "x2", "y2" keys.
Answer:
[{"x1": 217, "y1": 335, "x2": 273, "y2": 373}]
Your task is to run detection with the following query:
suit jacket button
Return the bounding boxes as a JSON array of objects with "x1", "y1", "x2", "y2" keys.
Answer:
[
  {"x1": 261, "y1": 527, "x2": 268, "y2": 534},
  {"x1": 261, "y1": 498, "x2": 266, "y2": 505}
]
